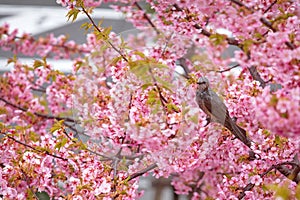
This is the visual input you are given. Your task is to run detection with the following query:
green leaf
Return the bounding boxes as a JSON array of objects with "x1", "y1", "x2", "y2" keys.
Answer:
[
  {"x1": 97, "y1": 19, "x2": 103, "y2": 27},
  {"x1": 209, "y1": 33, "x2": 227, "y2": 46},
  {"x1": 33, "y1": 60, "x2": 44, "y2": 69},
  {"x1": 156, "y1": 76, "x2": 173, "y2": 91},
  {"x1": 154, "y1": 63, "x2": 168, "y2": 69},
  {"x1": 66, "y1": 8, "x2": 80, "y2": 22},
  {"x1": 274, "y1": 135, "x2": 282, "y2": 146},
  {"x1": 0, "y1": 122, "x2": 6, "y2": 130},
  {"x1": 26, "y1": 111, "x2": 35, "y2": 119},
  {"x1": 133, "y1": 51, "x2": 146, "y2": 59},
  {"x1": 141, "y1": 83, "x2": 153, "y2": 90},
  {"x1": 50, "y1": 120, "x2": 64, "y2": 133},
  {"x1": 103, "y1": 26, "x2": 112, "y2": 37},
  {"x1": 55, "y1": 137, "x2": 68, "y2": 150},
  {"x1": 129, "y1": 60, "x2": 151, "y2": 82},
  {"x1": 166, "y1": 103, "x2": 180, "y2": 113},
  {"x1": 75, "y1": 0, "x2": 84, "y2": 7},
  {"x1": 189, "y1": 114, "x2": 198, "y2": 124},
  {"x1": 242, "y1": 39, "x2": 253, "y2": 54},
  {"x1": 269, "y1": 95, "x2": 278, "y2": 106},
  {"x1": 110, "y1": 56, "x2": 122, "y2": 66},
  {"x1": 0, "y1": 107, "x2": 7, "y2": 115},
  {"x1": 296, "y1": 184, "x2": 300, "y2": 200},
  {"x1": 181, "y1": 103, "x2": 190, "y2": 116},
  {"x1": 29, "y1": 131, "x2": 40, "y2": 142},
  {"x1": 7, "y1": 55, "x2": 17, "y2": 64},
  {"x1": 80, "y1": 22, "x2": 92, "y2": 31}
]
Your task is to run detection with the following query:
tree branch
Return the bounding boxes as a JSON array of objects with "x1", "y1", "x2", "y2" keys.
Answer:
[
  {"x1": 238, "y1": 182, "x2": 255, "y2": 199},
  {"x1": 173, "y1": 4, "x2": 242, "y2": 48},
  {"x1": 260, "y1": 17, "x2": 277, "y2": 32},
  {"x1": 264, "y1": 0, "x2": 277, "y2": 14},
  {"x1": 238, "y1": 154, "x2": 300, "y2": 199},
  {"x1": 128, "y1": 163, "x2": 158, "y2": 181},
  {"x1": 248, "y1": 66, "x2": 267, "y2": 88},
  {"x1": 1, "y1": 131, "x2": 68, "y2": 161},
  {"x1": 229, "y1": 0, "x2": 295, "y2": 50},
  {"x1": 217, "y1": 64, "x2": 240, "y2": 73},
  {"x1": 0, "y1": 97, "x2": 79, "y2": 123},
  {"x1": 134, "y1": 2, "x2": 160, "y2": 35},
  {"x1": 81, "y1": 7, "x2": 129, "y2": 62}
]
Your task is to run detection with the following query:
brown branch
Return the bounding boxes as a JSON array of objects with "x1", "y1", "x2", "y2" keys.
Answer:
[
  {"x1": 173, "y1": 4, "x2": 270, "y2": 88},
  {"x1": 238, "y1": 154, "x2": 300, "y2": 199},
  {"x1": 1, "y1": 131, "x2": 68, "y2": 161},
  {"x1": 161, "y1": 32, "x2": 174, "y2": 57},
  {"x1": 0, "y1": 97, "x2": 79, "y2": 123},
  {"x1": 148, "y1": 67, "x2": 169, "y2": 106},
  {"x1": 19, "y1": 166, "x2": 40, "y2": 199},
  {"x1": 229, "y1": 0, "x2": 295, "y2": 50},
  {"x1": 128, "y1": 163, "x2": 158, "y2": 181},
  {"x1": 264, "y1": 0, "x2": 278, "y2": 14},
  {"x1": 248, "y1": 66, "x2": 267, "y2": 88},
  {"x1": 81, "y1": 7, "x2": 129, "y2": 62},
  {"x1": 238, "y1": 182, "x2": 255, "y2": 199},
  {"x1": 260, "y1": 17, "x2": 277, "y2": 32},
  {"x1": 86, "y1": 148, "x2": 113, "y2": 160},
  {"x1": 174, "y1": 5, "x2": 242, "y2": 48},
  {"x1": 229, "y1": 0, "x2": 251, "y2": 10},
  {"x1": 134, "y1": 2, "x2": 160, "y2": 35},
  {"x1": 285, "y1": 41, "x2": 296, "y2": 50},
  {"x1": 217, "y1": 64, "x2": 240, "y2": 73},
  {"x1": 30, "y1": 87, "x2": 46, "y2": 93}
]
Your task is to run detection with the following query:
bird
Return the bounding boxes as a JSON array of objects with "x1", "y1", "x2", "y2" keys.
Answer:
[{"x1": 195, "y1": 77, "x2": 252, "y2": 149}]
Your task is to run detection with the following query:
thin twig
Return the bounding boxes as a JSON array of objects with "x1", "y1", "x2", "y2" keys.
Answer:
[
  {"x1": 128, "y1": 163, "x2": 158, "y2": 181},
  {"x1": 228, "y1": 0, "x2": 295, "y2": 50},
  {"x1": 134, "y1": 2, "x2": 160, "y2": 35},
  {"x1": 86, "y1": 147, "x2": 113, "y2": 160},
  {"x1": 30, "y1": 87, "x2": 46, "y2": 93},
  {"x1": 217, "y1": 64, "x2": 240, "y2": 73},
  {"x1": 1, "y1": 131, "x2": 68, "y2": 161},
  {"x1": 260, "y1": 18, "x2": 276, "y2": 32},
  {"x1": 0, "y1": 97, "x2": 79, "y2": 123},
  {"x1": 19, "y1": 167, "x2": 40, "y2": 199},
  {"x1": 229, "y1": 0, "x2": 251, "y2": 10},
  {"x1": 161, "y1": 32, "x2": 174, "y2": 57},
  {"x1": 238, "y1": 154, "x2": 300, "y2": 199},
  {"x1": 264, "y1": 0, "x2": 277, "y2": 14},
  {"x1": 81, "y1": 7, "x2": 129, "y2": 62},
  {"x1": 238, "y1": 182, "x2": 255, "y2": 199},
  {"x1": 148, "y1": 67, "x2": 169, "y2": 106},
  {"x1": 174, "y1": 4, "x2": 243, "y2": 48},
  {"x1": 248, "y1": 66, "x2": 267, "y2": 88}
]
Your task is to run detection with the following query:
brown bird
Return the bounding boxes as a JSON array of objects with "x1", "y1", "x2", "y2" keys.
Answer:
[{"x1": 196, "y1": 77, "x2": 252, "y2": 148}]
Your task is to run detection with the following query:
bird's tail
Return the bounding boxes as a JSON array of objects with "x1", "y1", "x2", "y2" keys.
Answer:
[{"x1": 225, "y1": 119, "x2": 252, "y2": 148}]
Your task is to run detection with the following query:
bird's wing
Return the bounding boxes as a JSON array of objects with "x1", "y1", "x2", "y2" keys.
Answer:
[
  {"x1": 206, "y1": 89, "x2": 228, "y2": 123},
  {"x1": 207, "y1": 89, "x2": 251, "y2": 147},
  {"x1": 196, "y1": 90, "x2": 212, "y2": 117}
]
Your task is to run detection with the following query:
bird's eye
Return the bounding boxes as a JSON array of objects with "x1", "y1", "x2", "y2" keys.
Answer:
[{"x1": 197, "y1": 82, "x2": 206, "y2": 85}]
